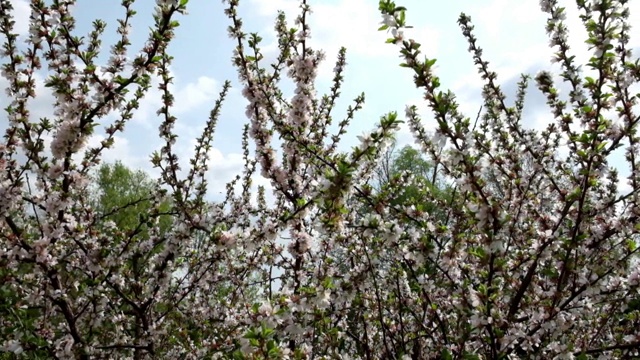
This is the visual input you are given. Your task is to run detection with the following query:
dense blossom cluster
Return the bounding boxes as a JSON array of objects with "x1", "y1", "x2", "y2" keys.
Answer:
[{"x1": 1, "y1": 0, "x2": 640, "y2": 359}]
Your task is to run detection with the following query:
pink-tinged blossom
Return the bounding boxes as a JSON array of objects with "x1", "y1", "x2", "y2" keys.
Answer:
[
  {"x1": 218, "y1": 230, "x2": 237, "y2": 248},
  {"x1": 381, "y1": 13, "x2": 397, "y2": 27},
  {"x1": 50, "y1": 118, "x2": 89, "y2": 159},
  {"x1": 2, "y1": 340, "x2": 23, "y2": 355}
]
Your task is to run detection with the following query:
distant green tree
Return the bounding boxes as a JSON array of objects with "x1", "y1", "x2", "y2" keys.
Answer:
[
  {"x1": 337, "y1": 140, "x2": 457, "y2": 343},
  {"x1": 383, "y1": 144, "x2": 452, "y2": 219},
  {"x1": 1, "y1": 161, "x2": 264, "y2": 358},
  {"x1": 354, "y1": 138, "x2": 454, "y2": 224},
  {"x1": 1, "y1": 162, "x2": 176, "y2": 359},
  {"x1": 90, "y1": 161, "x2": 174, "y2": 237}
]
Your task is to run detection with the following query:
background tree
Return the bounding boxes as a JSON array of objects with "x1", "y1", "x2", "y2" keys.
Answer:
[
  {"x1": 1, "y1": 159, "x2": 263, "y2": 358},
  {"x1": 89, "y1": 161, "x2": 174, "y2": 238},
  {"x1": 379, "y1": 143, "x2": 453, "y2": 216},
  {"x1": 90, "y1": 162, "x2": 263, "y2": 353},
  {"x1": 338, "y1": 138, "x2": 458, "y2": 345},
  {"x1": 355, "y1": 137, "x2": 454, "y2": 221},
  {"x1": 1, "y1": 162, "x2": 174, "y2": 358}
]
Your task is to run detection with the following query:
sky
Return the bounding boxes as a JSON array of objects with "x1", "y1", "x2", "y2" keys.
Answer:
[{"x1": 4, "y1": 0, "x2": 640, "y2": 202}]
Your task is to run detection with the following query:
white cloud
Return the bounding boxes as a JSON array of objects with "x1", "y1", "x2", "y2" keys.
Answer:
[
  {"x1": 458, "y1": 0, "x2": 640, "y2": 86},
  {"x1": 171, "y1": 137, "x2": 276, "y2": 205},
  {"x1": 179, "y1": 138, "x2": 244, "y2": 190},
  {"x1": 131, "y1": 72, "x2": 220, "y2": 127},
  {"x1": 247, "y1": 0, "x2": 298, "y2": 17},
  {"x1": 5, "y1": 0, "x2": 640, "y2": 208},
  {"x1": 83, "y1": 134, "x2": 142, "y2": 168},
  {"x1": 249, "y1": 0, "x2": 440, "y2": 81},
  {"x1": 473, "y1": 0, "x2": 541, "y2": 40},
  {"x1": 0, "y1": 64, "x2": 234, "y2": 196},
  {"x1": 174, "y1": 76, "x2": 220, "y2": 114},
  {"x1": 446, "y1": 0, "x2": 640, "y2": 134},
  {"x1": 308, "y1": 0, "x2": 438, "y2": 58},
  {"x1": 8, "y1": 0, "x2": 30, "y2": 37},
  {"x1": 392, "y1": 96, "x2": 441, "y2": 149}
]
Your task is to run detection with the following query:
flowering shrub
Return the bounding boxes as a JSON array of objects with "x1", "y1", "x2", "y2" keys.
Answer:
[{"x1": 1, "y1": 0, "x2": 640, "y2": 358}]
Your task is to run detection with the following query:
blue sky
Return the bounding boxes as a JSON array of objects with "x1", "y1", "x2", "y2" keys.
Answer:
[{"x1": 5, "y1": 0, "x2": 640, "y2": 201}]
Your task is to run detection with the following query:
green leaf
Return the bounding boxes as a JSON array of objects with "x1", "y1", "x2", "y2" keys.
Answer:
[
  {"x1": 442, "y1": 349, "x2": 453, "y2": 360},
  {"x1": 627, "y1": 239, "x2": 637, "y2": 252},
  {"x1": 244, "y1": 328, "x2": 259, "y2": 340},
  {"x1": 266, "y1": 340, "x2": 276, "y2": 352}
]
